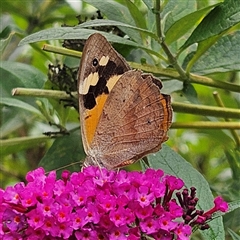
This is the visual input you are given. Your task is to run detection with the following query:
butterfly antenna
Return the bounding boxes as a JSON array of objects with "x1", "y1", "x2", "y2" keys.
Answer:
[{"x1": 45, "y1": 160, "x2": 83, "y2": 174}]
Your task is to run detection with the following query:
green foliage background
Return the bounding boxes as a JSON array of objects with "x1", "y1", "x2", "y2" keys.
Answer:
[{"x1": 0, "y1": 0, "x2": 240, "y2": 239}]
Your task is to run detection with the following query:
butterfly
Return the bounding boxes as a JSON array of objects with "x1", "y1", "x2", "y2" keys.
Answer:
[{"x1": 78, "y1": 33, "x2": 172, "y2": 169}]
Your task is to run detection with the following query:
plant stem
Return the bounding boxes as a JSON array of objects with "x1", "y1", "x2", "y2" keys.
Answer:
[
  {"x1": 0, "y1": 136, "x2": 50, "y2": 156},
  {"x1": 155, "y1": 0, "x2": 161, "y2": 41},
  {"x1": 172, "y1": 102, "x2": 240, "y2": 119},
  {"x1": 42, "y1": 45, "x2": 240, "y2": 93},
  {"x1": 154, "y1": 0, "x2": 188, "y2": 81},
  {"x1": 171, "y1": 122, "x2": 240, "y2": 129},
  {"x1": 0, "y1": 136, "x2": 49, "y2": 146},
  {"x1": 129, "y1": 64, "x2": 240, "y2": 93},
  {"x1": 12, "y1": 88, "x2": 240, "y2": 119},
  {"x1": 12, "y1": 88, "x2": 78, "y2": 99},
  {"x1": 42, "y1": 44, "x2": 82, "y2": 58},
  {"x1": 213, "y1": 91, "x2": 240, "y2": 147}
]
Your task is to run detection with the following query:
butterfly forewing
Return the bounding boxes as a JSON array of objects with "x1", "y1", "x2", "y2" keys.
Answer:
[{"x1": 78, "y1": 33, "x2": 130, "y2": 153}]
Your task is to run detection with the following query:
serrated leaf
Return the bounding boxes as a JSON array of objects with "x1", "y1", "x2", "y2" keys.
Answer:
[
  {"x1": 144, "y1": 145, "x2": 225, "y2": 240},
  {"x1": 0, "y1": 97, "x2": 42, "y2": 115},
  {"x1": 189, "y1": 31, "x2": 240, "y2": 74},
  {"x1": 182, "y1": 0, "x2": 240, "y2": 49},
  {"x1": 39, "y1": 130, "x2": 84, "y2": 176}
]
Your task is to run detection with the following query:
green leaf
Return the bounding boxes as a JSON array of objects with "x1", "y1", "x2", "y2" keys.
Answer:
[
  {"x1": 74, "y1": 19, "x2": 159, "y2": 56},
  {"x1": 75, "y1": 19, "x2": 157, "y2": 39},
  {"x1": 225, "y1": 150, "x2": 240, "y2": 200},
  {"x1": 200, "y1": 129, "x2": 235, "y2": 149},
  {"x1": 162, "y1": 0, "x2": 197, "y2": 33},
  {"x1": 1, "y1": 1, "x2": 30, "y2": 19},
  {"x1": 146, "y1": 145, "x2": 213, "y2": 204},
  {"x1": 19, "y1": 28, "x2": 162, "y2": 58},
  {"x1": 228, "y1": 200, "x2": 240, "y2": 214},
  {"x1": 184, "y1": 34, "x2": 219, "y2": 73},
  {"x1": 200, "y1": 220, "x2": 226, "y2": 240},
  {"x1": 142, "y1": 0, "x2": 153, "y2": 10},
  {"x1": 182, "y1": 83, "x2": 198, "y2": 104},
  {"x1": 145, "y1": 145, "x2": 225, "y2": 240},
  {"x1": 189, "y1": 31, "x2": 240, "y2": 74},
  {"x1": 0, "y1": 28, "x2": 15, "y2": 54},
  {"x1": 182, "y1": 0, "x2": 240, "y2": 49},
  {"x1": 39, "y1": 129, "x2": 84, "y2": 176},
  {"x1": 19, "y1": 27, "x2": 135, "y2": 45},
  {"x1": 0, "y1": 97, "x2": 42, "y2": 115},
  {"x1": 225, "y1": 150, "x2": 240, "y2": 182},
  {"x1": 83, "y1": 0, "x2": 141, "y2": 41},
  {"x1": 228, "y1": 228, "x2": 240, "y2": 240},
  {"x1": 122, "y1": 0, "x2": 147, "y2": 30},
  {"x1": 0, "y1": 106, "x2": 38, "y2": 138},
  {"x1": 0, "y1": 61, "x2": 46, "y2": 98},
  {"x1": 0, "y1": 136, "x2": 49, "y2": 156},
  {"x1": 165, "y1": 5, "x2": 215, "y2": 45}
]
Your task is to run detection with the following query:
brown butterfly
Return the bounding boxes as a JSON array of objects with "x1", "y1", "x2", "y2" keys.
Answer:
[{"x1": 78, "y1": 33, "x2": 172, "y2": 169}]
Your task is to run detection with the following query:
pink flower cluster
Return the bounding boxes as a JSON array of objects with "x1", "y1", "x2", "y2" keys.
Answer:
[{"x1": 0, "y1": 167, "x2": 228, "y2": 239}]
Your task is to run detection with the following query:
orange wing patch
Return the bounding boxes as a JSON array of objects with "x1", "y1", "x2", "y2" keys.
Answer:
[
  {"x1": 83, "y1": 73, "x2": 123, "y2": 147},
  {"x1": 83, "y1": 93, "x2": 108, "y2": 147}
]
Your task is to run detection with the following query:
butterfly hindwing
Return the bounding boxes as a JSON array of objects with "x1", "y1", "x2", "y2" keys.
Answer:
[{"x1": 84, "y1": 70, "x2": 172, "y2": 169}]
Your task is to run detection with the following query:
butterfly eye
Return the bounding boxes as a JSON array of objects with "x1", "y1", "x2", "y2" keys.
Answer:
[{"x1": 92, "y1": 58, "x2": 98, "y2": 66}]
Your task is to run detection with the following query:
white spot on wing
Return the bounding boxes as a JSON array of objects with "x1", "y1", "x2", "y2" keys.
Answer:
[
  {"x1": 99, "y1": 56, "x2": 109, "y2": 66},
  {"x1": 106, "y1": 75, "x2": 122, "y2": 91},
  {"x1": 79, "y1": 72, "x2": 99, "y2": 94}
]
